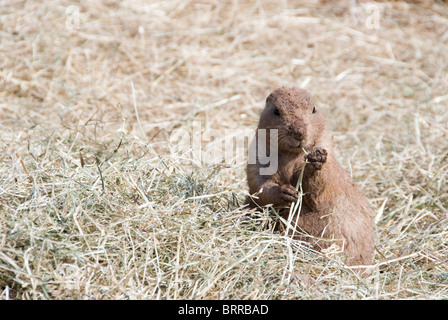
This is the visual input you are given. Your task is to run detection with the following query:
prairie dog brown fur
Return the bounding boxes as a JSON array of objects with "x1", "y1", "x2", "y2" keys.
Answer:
[{"x1": 245, "y1": 87, "x2": 375, "y2": 268}]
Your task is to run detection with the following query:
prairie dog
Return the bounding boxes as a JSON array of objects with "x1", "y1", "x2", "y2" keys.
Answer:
[{"x1": 245, "y1": 87, "x2": 375, "y2": 268}]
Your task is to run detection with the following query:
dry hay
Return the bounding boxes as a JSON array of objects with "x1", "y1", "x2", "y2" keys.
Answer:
[{"x1": 0, "y1": 0, "x2": 447, "y2": 299}]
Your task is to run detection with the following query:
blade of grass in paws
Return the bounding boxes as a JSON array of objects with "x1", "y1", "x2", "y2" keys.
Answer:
[{"x1": 286, "y1": 148, "x2": 308, "y2": 238}]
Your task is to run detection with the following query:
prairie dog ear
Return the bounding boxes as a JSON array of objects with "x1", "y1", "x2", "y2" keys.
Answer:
[{"x1": 265, "y1": 93, "x2": 275, "y2": 108}]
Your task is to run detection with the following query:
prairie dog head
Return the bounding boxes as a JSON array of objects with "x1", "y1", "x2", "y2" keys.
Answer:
[{"x1": 258, "y1": 87, "x2": 326, "y2": 154}]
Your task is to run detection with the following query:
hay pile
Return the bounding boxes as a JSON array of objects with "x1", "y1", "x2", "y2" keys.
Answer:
[{"x1": 1, "y1": 0, "x2": 447, "y2": 299}]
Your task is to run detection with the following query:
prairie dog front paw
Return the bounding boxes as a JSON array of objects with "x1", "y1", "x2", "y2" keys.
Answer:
[{"x1": 305, "y1": 147, "x2": 327, "y2": 170}]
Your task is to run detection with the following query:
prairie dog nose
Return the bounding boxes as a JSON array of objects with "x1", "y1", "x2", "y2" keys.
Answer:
[{"x1": 287, "y1": 120, "x2": 306, "y2": 141}]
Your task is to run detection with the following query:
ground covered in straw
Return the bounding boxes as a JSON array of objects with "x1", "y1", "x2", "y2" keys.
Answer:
[{"x1": 1, "y1": 0, "x2": 448, "y2": 299}]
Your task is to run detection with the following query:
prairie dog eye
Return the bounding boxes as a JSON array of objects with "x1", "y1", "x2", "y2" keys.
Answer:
[
  {"x1": 312, "y1": 107, "x2": 316, "y2": 114},
  {"x1": 273, "y1": 108, "x2": 280, "y2": 116}
]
